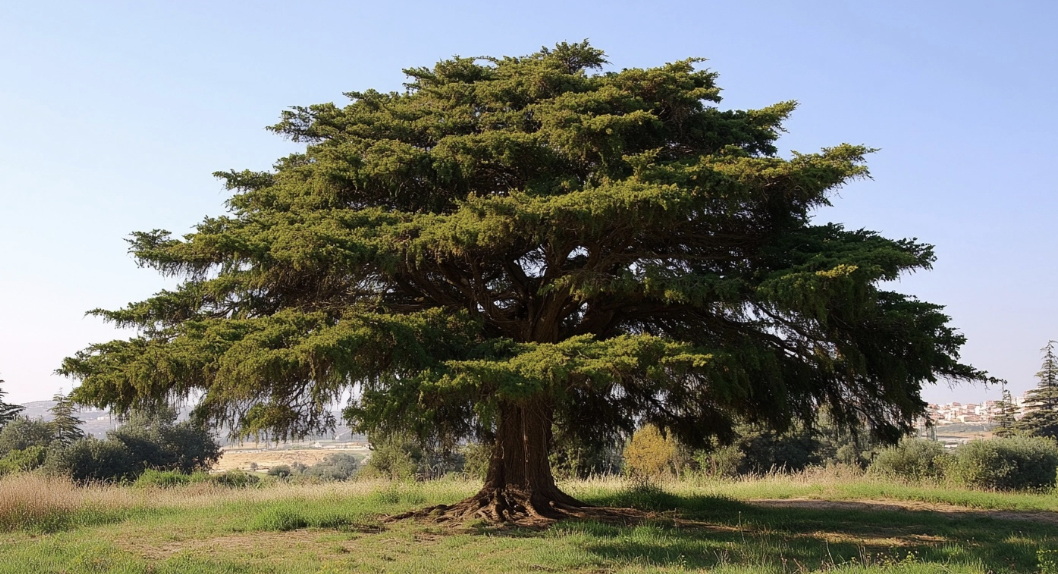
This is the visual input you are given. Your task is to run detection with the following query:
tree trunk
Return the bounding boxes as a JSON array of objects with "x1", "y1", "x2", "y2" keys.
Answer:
[{"x1": 427, "y1": 398, "x2": 587, "y2": 522}]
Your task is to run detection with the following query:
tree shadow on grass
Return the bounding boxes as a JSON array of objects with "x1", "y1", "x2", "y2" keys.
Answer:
[{"x1": 523, "y1": 488, "x2": 1058, "y2": 573}]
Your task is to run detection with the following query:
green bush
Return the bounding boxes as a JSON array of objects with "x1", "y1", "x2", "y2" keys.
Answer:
[
  {"x1": 108, "y1": 407, "x2": 220, "y2": 474},
  {"x1": 43, "y1": 438, "x2": 136, "y2": 483},
  {"x1": 947, "y1": 436, "x2": 1058, "y2": 491},
  {"x1": 869, "y1": 438, "x2": 950, "y2": 481},
  {"x1": 362, "y1": 438, "x2": 419, "y2": 480},
  {"x1": 623, "y1": 425, "x2": 678, "y2": 481},
  {"x1": 304, "y1": 453, "x2": 359, "y2": 481},
  {"x1": 0, "y1": 417, "x2": 55, "y2": 456},
  {"x1": 460, "y1": 442, "x2": 492, "y2": 480},
  {"x1": 736, "y1": 425, "x2": 821, "y2": 474},
  {"x1": 693, "y1": 443, "x2": 744, "y2": 479},
  {"x1": 208, "y1": 469, "x2": 260, "y2": 488},
  {"x1": 0, "y1": 445, "x2": 47, "y2": 475},
  {"x1": 267, "y1": 464, "x2": 292, "y2": 478}
]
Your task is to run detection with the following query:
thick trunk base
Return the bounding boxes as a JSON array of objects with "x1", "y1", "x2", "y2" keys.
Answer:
[
  {"x1": 418, "y1": 483, "x2": 588, "y2": 524},
  {"x1": 392, "y1": 400, "x2": 602, "y2": 525}
]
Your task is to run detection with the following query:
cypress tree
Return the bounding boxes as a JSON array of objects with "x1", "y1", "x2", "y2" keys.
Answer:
[
  {"x1": 992, "y1": 384, "x2": 1017, "y2": 438},
  {"x1": 49, "y1": 392, "x2": 85, "y2": 447},
  {"x1": 1016, "y1": 341, "x2": 1058, "y2": 439}
]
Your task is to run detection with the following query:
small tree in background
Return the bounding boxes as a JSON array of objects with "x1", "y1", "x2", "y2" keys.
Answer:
[
  {"x1": 0, "y1": 377, "x2": 24, "y2": 431},
  {"x1": 1016, "y1": 341, "x2": 1058, "y2": 440},
  {"x1": 992, "y1": 383, "x2": 1018, "y2": 438},
  {"x1": 49, "y1": 392, "x2": 85, "y2": 447},
  {"x1": 623, "y1": 425, "x2": 679, "y2": 481},
  {"x1": 0, "y1": 417, "x2": 55, "y2": 456},
  {"x1": 109, "y1": 405, "x2": 221, "y2": 474}
]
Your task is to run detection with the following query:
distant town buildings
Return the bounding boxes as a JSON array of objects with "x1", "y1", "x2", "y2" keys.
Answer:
[{"x1": 925, "y1": 391, "x2": 1032, "y2": 425}]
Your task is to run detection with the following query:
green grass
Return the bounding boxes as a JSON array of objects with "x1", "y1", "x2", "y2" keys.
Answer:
[{"x1": 1, "y1": 473, "x2": 1056, "y2": 573}]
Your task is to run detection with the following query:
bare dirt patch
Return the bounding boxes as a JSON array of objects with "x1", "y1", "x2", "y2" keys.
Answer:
[
  {"x1": 747, "y1": 498, "x2": 1058, "y2": 525},
  {"x1": 212, "y1": 447, "x2": 369, "y2": 472}
]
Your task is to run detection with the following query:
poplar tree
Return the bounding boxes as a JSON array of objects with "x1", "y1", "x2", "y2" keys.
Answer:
[
  {"x1": 1016, "y1": 341, "x2": 1058, "y2": 439},
  {"x1": 60, "y1": 42, "x2": 983, "y2": 521}
]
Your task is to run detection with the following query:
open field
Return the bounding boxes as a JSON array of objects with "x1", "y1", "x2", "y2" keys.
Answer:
[
  {"x1": 2, "y1": 472, "x2": 1057, "y2": 573},
  {"x1": 213, "y1": 446, "x2": 370, "y2": 473}
]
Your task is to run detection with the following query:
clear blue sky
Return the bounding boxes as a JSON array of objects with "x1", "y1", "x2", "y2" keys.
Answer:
[{"x1": 1, "y1": 1, "x2": 1055, "y2": 406}]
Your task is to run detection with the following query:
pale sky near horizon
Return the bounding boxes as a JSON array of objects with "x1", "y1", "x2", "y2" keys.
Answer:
[{"x1": 1, "y1": 1, "x2": 1055, "y2": 407}]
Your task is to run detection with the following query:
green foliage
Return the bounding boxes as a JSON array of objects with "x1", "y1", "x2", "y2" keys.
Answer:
[
  {"x1": 1040, "y1": 548, "x2": 1058, "y2": 574},
  {"x1": 946, "y1": 436, "x2": 1058, "y2": 491},
  {"x1": 36, "y1": 405, "x2": 219, "y2": 483},
  {"x1": 623, "y1": 424, "x2": 678, "y2": 480},
  {"x1": 692, "y1": 441, "x2": 744, "y2": 478},
  {"x1": 43, "y1": 438, "x2": 135, "y2": 483},
  {"x1": 266, "y1": 464, "x2": 292, "y2": 478},
  {"x1": 1015, "y1": 341, "x2": 1058, "y2": 440},
  {"x1": 993, "y1": 385, "x2": 1018, "y2": 438},
  {"x1": 0, "y1": 377, "x2": 23, "y2": 430},
  {"x1": 549, "y1": 424, "x2": 622, "y2": 479},
  {"x1": 250, "y1": 506, "x2": 307, "y2": 532},
  {"x1": 0, "y1": 445, "x2": 47, "y2": 475},
  {"x1": 48, "y1": 392, "x2": 85, "y2": 447},
  {"x1": 107, "y1": 406, "x2": 221, "y2": 474},
  {"x1": 869, "y1": 438, "x2": 950, "y2": 481},
  {"x1": 362, "y1": 435, "x2": 420, "y2": 480},
  {"x1": 302, "y1": 453, "x2": 360, "y2": 481},
  {"x1": 207, "y1": 469, "x2": 260, "y2": 488},
  {"x1": 0, "y1": 417, "x2": 55, "y2": 456},
  {"x1": 460, "y1": 442, "x2": 492, "y2": 480},
  {"x1": 61, "y1": 42, "x2": 985, "y2": 491},
  {"x1": 133, "y1": 469, "x2": 208, "y2": 488},
  {"x1": 732, "y1": 423, "x2": 823, "y2": 474}
]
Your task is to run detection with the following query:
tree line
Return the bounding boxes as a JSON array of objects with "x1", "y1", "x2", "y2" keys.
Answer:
[{"x1": 0, "y1": 389, "x2": 219, "y2": 481}]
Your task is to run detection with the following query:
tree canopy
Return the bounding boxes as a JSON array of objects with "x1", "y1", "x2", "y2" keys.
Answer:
[
  {"x1": 0, "y1": 377, "x2": 23, "y2": 430},
  {"x1": 49, "y1": 392, "x2": 85, "y2": 447},
  {"x1": 1016, "y1": 340, "x2": 1058, "y2": 439},
  {"x1": 61, "y1": 42, "x2": 983, "y2": 520}
]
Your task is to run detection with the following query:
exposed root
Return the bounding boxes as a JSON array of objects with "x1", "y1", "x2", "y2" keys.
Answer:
[
  {"x1": 386, "y1": 486, "x2": 702, "y2": 529},
  {"x1": 387, "y1": 486, "x2": 594, "y2": 526}
]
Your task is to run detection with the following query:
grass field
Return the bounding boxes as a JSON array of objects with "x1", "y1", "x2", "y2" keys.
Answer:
[{"x1": 1, "y1": 471, "x2": 1057, "y2": 573}]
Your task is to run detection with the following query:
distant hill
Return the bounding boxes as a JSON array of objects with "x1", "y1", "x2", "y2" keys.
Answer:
[
  {"x1": 15, "y1": 401, "x2": 364, "y2": 444},
  {"x1": 17, "y1": 400, "x2": 118, "y2": 439}
]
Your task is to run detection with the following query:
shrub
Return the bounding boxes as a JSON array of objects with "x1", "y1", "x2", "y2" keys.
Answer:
[
  {"x1": 693, "y1": 443, "x2": 744, "y2": 479},
  {"x1": 303, "y1": 453, "x2": 359, "y2": 481},
  {"x1": 947, "y1": 436, "x2": 1058, "y2": 491},
  {"x1": 461, "y1": 442, "x2": 492, "y2": 480},
  {"x1": 267, "y1": 464, "x2": 292, "y2": 478},
  {"x1": 43, "y1": 438, "x2": 136, "y2": 483},
  {"x1": 0, "y1": 417, "x2": 55, "y2": 456},
  {"x1": 0, "y1": 445, "x2": 47, "y2": 475},
  {"x1": 736, "y1": 425, "x2": 821, "y2": 474},
  {"x1": 362, "y1": 438, "x2": 418, "y2": 480},
  {"x1": 208, "y1": 469, "x2": 260, "y2": 488},
  {"x1": 870, "y1": 438, "x2": 950, "y2": 481},
  {"x1": 623, "y1": 425, "x2": 678, "y2": 481},
  {"x1": 108, "y1": 408, "x2": 220, "y2": 474}
]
